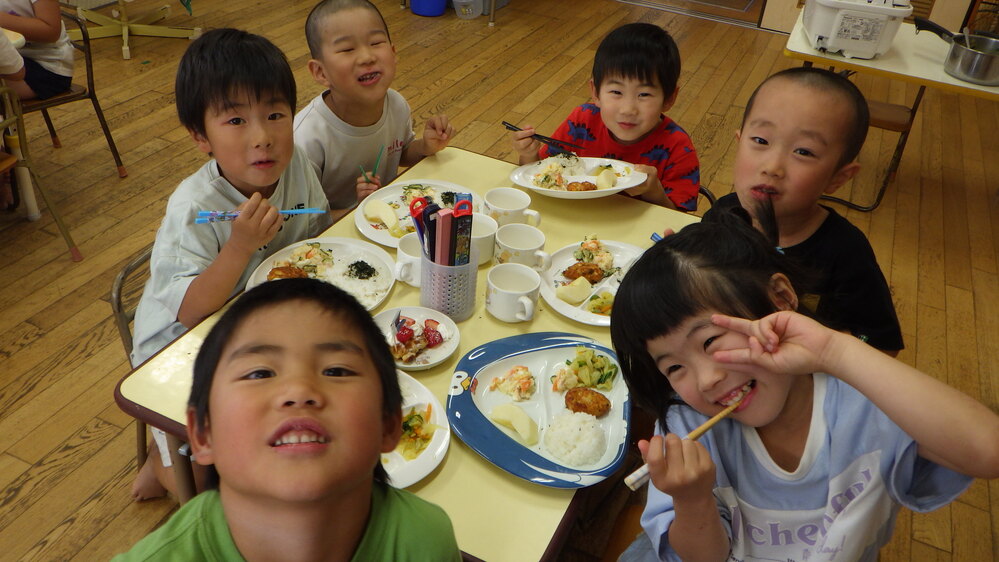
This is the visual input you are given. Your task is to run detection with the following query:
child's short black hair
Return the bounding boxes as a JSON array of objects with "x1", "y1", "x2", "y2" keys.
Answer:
[
  {"x1": 743, "y1": 67, "x2": 870, "y2": 168},
  {"x1": 188, "y1": 278, "x2": 402, "y2": 487},
  {"x1": 592, "y1": 23, "x2": 681, "y2": 96},
  {"x1": 175, "y1": 28, "x2": 297, "y2": 139},
  {"x1": 306, "y1": 0, "x2": 391, "y2": 59},
  {"x1": 610, "y1": 202, "x2": 806, "y2": 431}
]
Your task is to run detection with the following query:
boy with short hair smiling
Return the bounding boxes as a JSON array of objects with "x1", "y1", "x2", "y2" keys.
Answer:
[
  {"x1": 295, "y1": 0, "x2": 454, "y2": 220},
  {"x1": 707, "y1": 67, "x2": 903, "y2": 354},
  {"x1": 511, "y1": 23, "x2": 700, "y2": 211},
  {"x1": 115, "y1": 279, "x2": 461, "y2": 560},
  {"x1": 130, "y1": 28, "x2": 332, "y2": 499}
]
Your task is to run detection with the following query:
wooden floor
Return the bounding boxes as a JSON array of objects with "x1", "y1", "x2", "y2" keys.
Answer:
[{"x1": 0, "y1": 0, "x2": 996, "y2": 559}]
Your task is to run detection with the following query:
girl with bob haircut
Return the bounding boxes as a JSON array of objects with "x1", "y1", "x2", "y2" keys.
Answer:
[{"x1": 610, "y1": 207, "x2": 999, "y2": 561}]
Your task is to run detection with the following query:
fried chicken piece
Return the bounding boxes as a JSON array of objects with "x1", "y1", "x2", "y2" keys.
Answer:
[
  {"x1": 267, "y1": 265, "x2": 308, "y2": 280},
  {"x1": 563, "y1": 262, "x2": 605, "y2": 284},
  {"x1": 565, "y1": 387, "x2": 611, "y2": 417},
  {"x1": 566, "y1": 181, "x2": 597, "y2": 191}
]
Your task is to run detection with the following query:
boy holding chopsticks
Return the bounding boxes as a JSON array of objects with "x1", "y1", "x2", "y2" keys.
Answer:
[
  {"x1": 510, "y1": 23, "x2": 700, "y2": 211},
  {"x1": 129, "y1": 29, "x2": 332, "y2": 500},
  {"x1": 295, "y1": 0, "x2": 455, "y2": 222}
]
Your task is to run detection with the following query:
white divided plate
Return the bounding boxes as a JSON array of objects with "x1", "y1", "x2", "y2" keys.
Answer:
[
  {"x1": 539, "y1": 239, "x2": 644, "y2": 327},
  {"x1": 447, "y1": 333, "x2": 630, "y2": 489},
  {"x1": 374, "y1": 306, "x2": 460, "y2": 371},
  {"x1": 354, "y1": 179, "x2": 481, "y2": 248},
  {"x1": 509, "y1": 157, "x2": 647, "y2": 200},
  {"x1": 383, "y1": 370, "x2": 450, "y2": 489},
  {"x1": 246, "y1": 237, "x2": 395, "y2": 311}
]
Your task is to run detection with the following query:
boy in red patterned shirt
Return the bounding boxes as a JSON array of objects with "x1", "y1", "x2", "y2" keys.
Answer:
[{"x1": 510, "y1": 23, "x2": 700, "y2": 211}]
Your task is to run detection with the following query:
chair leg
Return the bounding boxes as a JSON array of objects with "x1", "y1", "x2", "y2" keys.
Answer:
[
  {"x1": 136, "y1": 421, "x2": 148, "y2": 469},
  {"x1": 25, "y1": 166, "x2": 83, "y2": 261},
  {"x1": 40, "y1": 109, "x2": 61, "y2": 148},
  {"x1": 89, "y1": 95, "x2": 127, "y2": 178}
]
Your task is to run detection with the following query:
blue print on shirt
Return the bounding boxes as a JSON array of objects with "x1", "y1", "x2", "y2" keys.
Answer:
[
  {"x1": 642, "y1": 145, "x2": 672, "y2": 164},
  {"x1": 568, "y1": 120, "x2": 597, "y2": 143},
  {"x1": 581, "y1": 103, "x2": 600, "y2": 114}
]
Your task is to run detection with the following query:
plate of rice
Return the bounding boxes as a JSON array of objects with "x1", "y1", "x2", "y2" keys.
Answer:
[
  {"x1": 246, "y1": 237, "x2": 395, "y2": 310},
  {"x1": 382, "y1": 370, "x2": 450, "y2": 488},
  {"x1": 354, "y1": 179, "x2": 481, "y2": 248},
  {"x1": 509, "y1": 154, "x2": 647, "y2": 200},
  {"x1": 446, "y1": 333, "x2": 630, "y2": 489}
]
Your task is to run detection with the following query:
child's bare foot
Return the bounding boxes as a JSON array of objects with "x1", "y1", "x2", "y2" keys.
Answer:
[{"x1": 132, "y1": 455, "x2": 167, "y2": 501}]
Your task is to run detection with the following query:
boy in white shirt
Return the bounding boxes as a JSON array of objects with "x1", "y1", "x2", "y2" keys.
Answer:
[
  {"x1": 295, "y1": 0, "x2": 454, "y2": 221},
  {"x1": 130, "y1": 28, "x2": 332, "y2": 500}
]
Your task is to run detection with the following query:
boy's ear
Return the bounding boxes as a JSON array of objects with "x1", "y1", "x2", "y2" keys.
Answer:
[
  {"x1": 661, "y1": 87, "x2": 679, "y2": 113},
  {"x1": 768, "y1": 272, "x2": 798, "y2": 312},
  {"x1": 824, "y1": 161, "x2": 861, "y2": 195},
  {"x1": 187, "y1": 407, "x2": 216, "y2": 467},
  {"x1": 380, "y1": 409, "x2": 402, "y2": 453},
  {"x1": 589, "y1": 78, "x2": 600, "y2": 107},
  {"x1": 307, "y1": 59, "x2": 332, "y2": 89},
  {"x1": 189, "y1": 129, "x2": 212, "y2": 155}
]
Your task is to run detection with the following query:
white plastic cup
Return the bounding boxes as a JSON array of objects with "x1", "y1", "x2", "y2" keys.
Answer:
[
  {"x1": 471, "y1": 212, "x2": 498, "y2": 266},
  {"x1": 494, "y1": 223, "x2": 551, "y2": 271},
  {"x1": 486, "y1": 263, "x2": 541, "y2": 322},
  {"x1": 394, "y1": 232, "x2": 423, "y2": 287},
  {"x1": 483, "y1": 187, "x2": 540, "y2": 227}
]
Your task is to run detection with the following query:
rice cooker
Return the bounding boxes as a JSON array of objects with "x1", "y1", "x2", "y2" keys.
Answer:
[{"x1": 803, "y1": 0, "x2": 913, "y2": 59}]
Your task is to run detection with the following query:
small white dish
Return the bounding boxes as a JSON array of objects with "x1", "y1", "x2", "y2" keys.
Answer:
[
  {"x1": 383, "y1": 370, "x2": 450, "y2": 488},
  {"x1": 374, "y1": 306, "x2": 460, "y2": 371}
]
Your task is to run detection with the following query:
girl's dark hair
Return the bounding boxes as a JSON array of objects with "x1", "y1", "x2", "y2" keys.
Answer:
[
  {"x1": 175, "y1": 28, "x2": 297, "y2": 138},
  {"x1": 593, "y1": 23, "x2": 681, "y2": 96},
  {"x1": 188, "y1": 278, "x2": 402, "y2": 487},
  {"x1": 609, "y1": 201, "x2": 801, "y2": 431},
  {"x1": 742, "y1": 67, "x2": 869, "y2": 168},
  {"x1": 306, "y1": 0, "x2": 391, "y2": 59}
]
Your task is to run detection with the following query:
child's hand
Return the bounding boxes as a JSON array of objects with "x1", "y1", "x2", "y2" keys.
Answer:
[
  {"x1": 228, "y1": 192, "x2": 281, "y2": 255},
  {"x1": 509, "y1": 125, "x2": 541, "y2": 164},
  {"x1": 356, "y1": 172, "x2": 381, "y2": 203},
  {"x1": 639, "y1": 434, "x2": 716, "y2": 503},
  {"x1": 625, "y1": 165, "x2": 677, "y2": 210},
  {"x1": 422, "y1": 115, "x2": 454, "y2": 155},
  {"x1": 711, "y1": 311, "x2": 839, "y2": 376}
]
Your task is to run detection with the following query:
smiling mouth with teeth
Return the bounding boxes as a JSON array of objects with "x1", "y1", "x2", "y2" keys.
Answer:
[
  {"x1": 271, "y1": 431, "x2": 329, "y2": 446},
  {"x1": 719, "y1": 380, "x2": 756, "y2": 407},
  {"x1": 358, "y1": 72, "x2": 379, "y2": 82}
]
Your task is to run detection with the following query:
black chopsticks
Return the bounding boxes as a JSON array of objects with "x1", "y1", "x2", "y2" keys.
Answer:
[{"x1": 502, "y1": 121, "x2": 583, "y2": 150}]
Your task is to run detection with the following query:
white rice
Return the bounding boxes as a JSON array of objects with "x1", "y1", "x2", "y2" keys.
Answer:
[
  {"x1": 324, "y1": 253, "x2": 391, "y2": 309},
  {"x1": 544, "y1": 412, "x2": 606, "y2": 467}
]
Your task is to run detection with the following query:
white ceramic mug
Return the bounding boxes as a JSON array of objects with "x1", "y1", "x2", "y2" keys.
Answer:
[
  {"x1": 494, "y1": 223, "x2": 551, "y2": 271},
  {"x1": 486, "y1": 263, "x2": 541, "y2": 322},
  {"x1": 471, "y1": 213, "x2": 498, "y2": 266},
  {"x1": 483, "y1": 187, "x2": 541, "y2": 227},
  {"x1": 394, "y1": 232, "x2": 423, "y2": 287}
]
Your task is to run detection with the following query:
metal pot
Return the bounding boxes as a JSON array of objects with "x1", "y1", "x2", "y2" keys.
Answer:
[{"x1": 914, "y1": 17, "x2": 999, "y2": 87}]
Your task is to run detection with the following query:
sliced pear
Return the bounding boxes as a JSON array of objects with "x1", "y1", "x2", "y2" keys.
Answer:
[
  {"x1": 489, "y1": 403, "x2": 539, "y2": 445},
  {"x1": 364, "y1": 199, "x2": 405, "y2": 237},
  {"x1": 595, "y1": 168, "x2": 617, "y2": 189},
  {"x1": 556, "y1": 276, "x2": 593, "y2": 305}
]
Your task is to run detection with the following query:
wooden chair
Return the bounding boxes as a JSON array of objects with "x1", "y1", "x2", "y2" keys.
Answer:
[
  {"x1": 0, "y1": 85, "x2": 82, "y2": 261},
  {"x1": 110, "y1": 244, "x2": 197, "y2": 504},
  {"x1": 699, "y1": 185, "x2": 717, "y2": 206},
  {"x1": 22, "y1": 10, "x2": 127, "y2": 178}
]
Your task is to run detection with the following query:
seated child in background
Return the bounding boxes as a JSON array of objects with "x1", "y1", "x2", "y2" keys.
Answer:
[
  {"x1": 295, "y1": 0, "x2": 454, "y2": 221},
  {"x1": 704, "y1": 67, "x2": 903, "y2": 354},
  {"x1": 114, "y1": 279, "x2": 462, "y2": 561},
  {"x1": 129, "y1": 28, "x2": 333, "y2": 500},
  {"x1": 0, "y1": 33, "x2": 23, "y2": 210},
  {"x1": 0, "y1": 0, "x2": 73, "y2": 100},
  {"x1": 510, "y1": 23, "x2": 700, "y2": 211},
  {"x1": 610, "y1": 208, "x2": 999, "y2": 561}
]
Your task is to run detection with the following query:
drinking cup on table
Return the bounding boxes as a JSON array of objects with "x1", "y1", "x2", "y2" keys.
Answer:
[
  {"x1": 394, "y1": 232, "x2": 423, "y2": 287},
  {"x1": 471, "y1": 212, "x2": 498, "y2": 266},
  {"x1": 486, "y1": 263, "x2": 541, "y2": 322},
  {"x1": 494, "y1": 223, "x2": 551, "y2": 271},
  {"x1": 483, "y1": 187, "x2": 541, "y2": 227}
]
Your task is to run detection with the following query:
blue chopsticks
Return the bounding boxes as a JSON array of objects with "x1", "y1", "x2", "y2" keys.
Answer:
[{"x1": 195, "y1": 208, "x2": 325, "y2": 224}]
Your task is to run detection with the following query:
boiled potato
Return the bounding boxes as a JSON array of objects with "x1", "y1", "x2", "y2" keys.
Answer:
[
  {"x1": 556, "y1": 276, "x2": 592, "y2": 305},
  {"x1": 489, "y1": 403, "x2": 539, "y2": 445},
  {"x1": 595, "y1": 168, "x2": 617, "y2": 189},
  {"x1": 363, "y1": 199, "x2": 405, "y2": 237}
]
